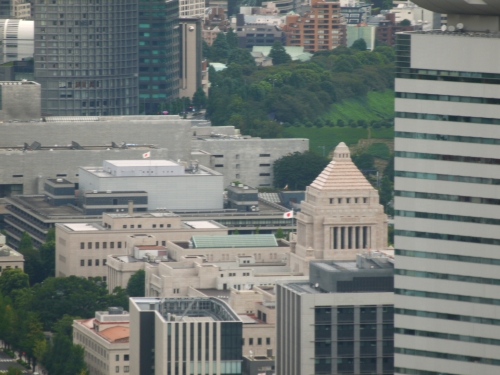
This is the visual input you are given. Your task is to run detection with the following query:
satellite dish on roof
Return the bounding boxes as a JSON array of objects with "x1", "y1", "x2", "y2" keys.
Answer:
[
  {"x1": 441, "y1": 25, "x2": 447, "y2": 32},
  {"x1": 448, "y1": 25, "x2": 455, "y2": 32},
  {"x1": 456, "y1": 23, "x2": 464, "y2": 30}
]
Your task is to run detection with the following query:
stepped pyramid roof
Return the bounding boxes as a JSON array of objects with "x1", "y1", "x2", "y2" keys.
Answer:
[{"x1": 310, "y1": 142, "x2": 375, "y2": 191}]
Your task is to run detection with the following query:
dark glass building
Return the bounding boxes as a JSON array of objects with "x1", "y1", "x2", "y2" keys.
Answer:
[
  {"x1": 34, "y1": 0, "x2": 139, "y2": 116},
  {"x1": 138, "y1": 0, "x2": 180, "y2": 114}
]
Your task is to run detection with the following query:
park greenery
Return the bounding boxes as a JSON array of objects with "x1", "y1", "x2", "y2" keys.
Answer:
[
  {"x1": 126, "y1": 269, "x2": 146, "y2": 297},
  {"x1": 205, "y1": 35, "x2": 394, "y2": 138}
]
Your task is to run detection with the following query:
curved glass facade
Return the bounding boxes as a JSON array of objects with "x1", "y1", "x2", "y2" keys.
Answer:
[{"x1": 34, "y1": 0, "x2": 139, "y2": 116}]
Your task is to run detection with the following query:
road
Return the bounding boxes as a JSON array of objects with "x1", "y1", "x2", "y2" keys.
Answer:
[{"x1": 0, "y1": 351, "x2": 30, "y2": 374}]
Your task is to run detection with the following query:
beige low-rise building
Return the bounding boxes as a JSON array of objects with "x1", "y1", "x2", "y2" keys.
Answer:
[
  {"x1": 73, "y1": 308, "x2": 131, "y2": 375},
  {"x1": 55, "y1": 211, "x2": 227, "y2": 280},
  {"x1": 0, "y1": 235, "x2": 24, "y2": 274},
  {"x1": 289, "y1": 142, "x2": 389, "y2": 274}
]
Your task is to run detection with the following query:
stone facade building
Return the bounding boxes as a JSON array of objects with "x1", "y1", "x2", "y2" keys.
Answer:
[{"x1": 289, "y1": 142, "x2": 388, "y2": 274}]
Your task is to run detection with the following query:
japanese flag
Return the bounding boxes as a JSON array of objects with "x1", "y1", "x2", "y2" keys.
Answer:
[
  {"x1": 283, "y1": 210, "x2": 294, "y2": 219},
  {"x1": 142, "y1": 151, "x2": 151, "y2": 159}
]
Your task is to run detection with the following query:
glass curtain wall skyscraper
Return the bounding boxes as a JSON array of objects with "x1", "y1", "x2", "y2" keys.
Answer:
[
  {"x1": 393, "y1": 1, "x2": 500, "y2": 374},
  {"x1": 34, "y1": 0, "x2": 139, "y2": 116},
  {"x1": 138, "y1": 0, "x2": 180, "y2": 114}
]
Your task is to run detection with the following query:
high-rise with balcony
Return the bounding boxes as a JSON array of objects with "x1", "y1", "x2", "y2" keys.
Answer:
[
  {"x1": 34, "y1": 0, "x2": 139, "y2": 116},
  {"x1": 139, "y1": 0, "x2": 180, "y2": 114},
  {"x1": 394, "y1": 1, "x2": 500, "y2": 374},
  {"x1": 283, "y1": 0, "x2": 345, "y2": 53}
]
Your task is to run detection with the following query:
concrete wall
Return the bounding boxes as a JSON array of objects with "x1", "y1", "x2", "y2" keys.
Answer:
[
  {"x1": 0, "y1": 82, "x2": 40, "y2": 121},
  {"x1": 191, "y1": 137, "x2": 309, "y2": 187}
]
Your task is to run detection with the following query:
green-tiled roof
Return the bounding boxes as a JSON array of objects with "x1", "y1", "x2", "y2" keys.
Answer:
[{"x1": 191, "y1": 235, "x2": 278, "y2": 249}]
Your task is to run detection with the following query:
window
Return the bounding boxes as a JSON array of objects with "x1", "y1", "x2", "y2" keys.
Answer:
[
  {"x1": 259, "y1": 154, "x2": 271, "y2": 157},
  {"x1": 355, "y1": 198, "x2": 358, "y2": 203},
  {"x1": 138, "y1": 225, "x2": 142, "y2": 228},
  {"x1": 95, "y1": 242, "x2": 99, "y2": 249},
  {"x1": 80, "y1": 242, "x2": 84, "y2": 249},
  {"x1": 346, "y1": 198, "x2": 350, "y2": 203},
  {"x1": 258, "y1": 338, "x2": 262, "y2": 345},
  {"x1": 363, "y1": 198, "x2": 367, "y2": 203},
  {"x1": 161, "y1": 241, "x2": 166, "y2": 246},
  {"x1": 88, "y1": 260, "x2": 92, "y2": 266},
  {"x1": 124, "y1": 366, "x2": 129, "y2": 373},
  {"x1": 266, "y1": 337, "x2": 271, "y2": 345},
  {"x1": 124, "y1": 355, "x2": 129, "y2": 361},
  {"x1": 123, "y1": 225, "x2": 127, "y2": 229},
  {"x1": 213, "y1": 154, "x2": 224, "y2": 158},
  {"x1": 153, "y1": 224, "x2": 156, "y2": 228},
  {"x1": 215, "y1": 164, "x2": 224, "y2": 167},
  {"x1": 249, "y1": 338, "x2": 254, "y2": 345},
  {"x1": 110, "y1": 242, "x2": 114, "y2": 249},
  {"x1": 173, "y1": 288, "x2": 180, "y2": 294},
  {"x1": 80, "y1": 260, "x2": 84, "y2": 266},
  {"x1": 115, "y1": 366, "x2": 119, "y2": 373},
  {"x1": 116, "y1": 355, "x2": 119, "y2": 361},
  {"x1": 167, "y1": 224, "x2": 171, "y2": 228},
  {"x1": 103, "y1": 259, "x2": 107, "y2": 266},
  {"x1": 329, "y1": 198, "x2": 333, "y2": 204},
  {"x1": 260, "y1": 173, "x2": 271, "y2": 176},
  {"x1": 95, "y1": 259, "x2": 99, "y2": 266},
  {"x1": 338, "y1": 198, "x2": 342, "y2": 203},
  {"x1": 259, "y1": 164, "x2": 271, "y2": 167},
  {"x1": 103, "y1": 242, "x2": 107, "y2": 249},
  {"x1": 117, "y1": 242, "x2": 122, "y2": 249},
  {"x1": 160, "y1": 224, "x2": 164, "y2": 228},
  {"x1": 88, "y1": 242, "x2": 92, "y2": 249},
  {"x1": 130, "y1": 225, "x2": 134, "y2": 229}
]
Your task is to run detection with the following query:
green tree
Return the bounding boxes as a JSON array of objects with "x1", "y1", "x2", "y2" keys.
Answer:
[
  {"x1": 352, "y1": 153, "x2": 375, "y2": 172},
  {"x1": 351, "y1": 38, "x2": 367, "y2": 51},
  {"x1": 45, "y1": 228, "x2": 55, "y2": 242},
  {"x1": 275, "y1": 228, "x2": 284, "y2": 239},
  {"x1": 17, "y1": 232, "x2": 43, "y2": 285},
  {"x1": 225, "y1": 28, "x2": 238, "y2": 50},
  {"x1": 384, "y1": 156, "x2": 394, "y2": 183},
  {"x1": 269, "y1": 41, "x2": 291, "y2": 65},
  {"x1": 0, "y1": 268, "x2": 29, "y2": 298},
  {"x1": 227, "y1": 48, "x2": 256, "y2": 67},
  {"x1": 40, "y1": 240, "x2": 55, "y2": 279},
  {"x1": 202, "y1": 39, "x2": 211, "y2": 60},
  {"x1": 378, "y1": 176, "x2": 393, "y2": 215},
  {"x1": 18, "y1": 231, "x2": 33, "y2": 254},
  {"x1": 273, "y1": 151, "x2": 329, "y2": 190},
  {"x1": 399, "y1": 19, "x2": 411, "y2": 26},
  {"x1": 126, "y1": 269, "x2": 146, "y2": 297},
  {"x1": 192, "y1": 87, "x2": 207, "y2": 110},
  {"x1": 5, "y1": 367, "x2": 24, "y2": 375},
  {"x1": 211, "y1": 32, "x2": 230, "y2": 62}
]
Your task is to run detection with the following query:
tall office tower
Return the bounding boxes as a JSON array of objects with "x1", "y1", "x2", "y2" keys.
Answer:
[
  {"x1": 34, "y1": 0, "x2": 139, "y2": 116},
  {"x1": 129, "y1": 297, "x2": 243, "y2": 375},
  {"x1": 139, "y1": 0, "x2": 180, "y2": 114},
  {"x1": 393, "y1": 1, "x2": 500, "y2": 374},
  {"x1": 179, "y1": 0, "x2": 204, "y2": 17},
  {"x1": 277, "y1": 254, "x2": 395, "y2": 375},
  {"x1": 179, "y1": 17, "x2": 202, "y2": 99}
]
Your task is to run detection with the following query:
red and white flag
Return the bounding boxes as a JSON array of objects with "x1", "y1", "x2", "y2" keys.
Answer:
[
  {"x1": 142, "y1": 151, "x2": 151, "y2": 159},
  {"x1": 283, "y1": 210, "x2": 294, "y2": 219}
]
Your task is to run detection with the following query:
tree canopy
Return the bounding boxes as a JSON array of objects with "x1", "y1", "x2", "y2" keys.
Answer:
[
  {"x1": 269, "y1": 41, "x2": 292, "y2": 65},
  {"x1": 126, "y1": 269, "x2": 146, "y2": 297},
  {"x1": 351, "y1": 38, "x2": 368, "y2": 51},
  {"x1": 273, "y1": 151, "x2": 329, "y2": 190}
]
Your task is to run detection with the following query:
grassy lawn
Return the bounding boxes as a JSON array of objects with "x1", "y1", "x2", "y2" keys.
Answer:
[
  {"x1": 322, "y1": 89, "x2": 395, "y2": 122},
  {"x1": 285, "y1": 125, "x2": 394, "y2": 155}
]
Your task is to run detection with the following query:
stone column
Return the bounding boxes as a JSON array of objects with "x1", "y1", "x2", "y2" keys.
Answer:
[
  {"x1": 367, "y1": 226, "x2": 371, "y2": 248},
  {"x1": 340, "y1": 227, "x2": 345, "y2": 249},
  {"x1": 351, "y1": 226, "x2": 356, "y2": 250},
  {"x1": 356, "y1": 226, "x2": 361, "y2": 249}
]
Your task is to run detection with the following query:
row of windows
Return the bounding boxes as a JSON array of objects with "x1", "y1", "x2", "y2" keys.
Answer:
[
  {"x1": 396, "y1": 268, "x2": 500, "y2": 286},
  {"x1": 329, "y1": 197, "x2": 368, "y2": 204},
  {"x1": 396, "y1": 91, "x2": 500, "y2": 105},
  {"x1": 395, "y1": 190, "x2": 500, "y2": 206},
  {"x1": 121, "y1": 223, "x2": 170, "y2": 229},
  {"x1": 394, "y1": 347, "x2": 500, "y2": 366},
  {"x1": 80, "y1": 242, "x2": 121, "y2": 250},
  {"x1": 395, "y1": 210, "x2": 500, "y2": 226},
  {"x1": 395, "y1": 229, "x2": 500, "y2": 246},
  {"x1": 395, "y1": 308, "x2": 500, "y2": 327},
  {"x1": 395, "y1": 327, "x2": 500, "y2": 346},
  {"x1": 395, "y1": 131, "x2": 500, "y2": 145},
  {"x1": 243, "y1": 337, "x2": 271, "y2": 346},
  {"x1": 395, "y1": 170, "x2": 500, "y2": 185},
  {"x1": 80, "y1": 259, "x2": 107, "y2": 267},
  {"x1": 396, "y1": 111, "x2": 500, "y2": 125},
  {"x1": 396, "y1": 67, "x2": 500, "y2": 85},
  {"x1": 395, "y1": 151, "x2": 500, "y2": 165},
  {"x1": 394, "y1": 367, "x2": 458, "y2": 375},
  {"x1": 395, "y1": 249, "x2": 500, "y2": 266},
  {"x1": 395, "y1": 289, "x2": 500, "y2": 306}
]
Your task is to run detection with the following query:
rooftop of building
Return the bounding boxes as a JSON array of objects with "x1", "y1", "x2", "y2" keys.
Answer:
[
  {"x1": 7, "y1": 195, "x2": 94, "y2": 221},
  {"x1": 0, "y1": 141, "x2": 157, "y2": 152},
  {"x1": 0, "y1": 80, "x2": 39, "y2": 86},
  {"x1": 227, "y1": 183, "x2": 257, "y2": 192},
  {"x1": 0, "y1": 245, "x2": 23, "y2": 258},
  {"x1": 409, "y1": 0, "x2": 500, "y2": 15},
  {"x1": 310, "y1": 142, "x2": 375, "y2": 191},
  {"x1": 61, "y1": 219, "x2": 225, "y2": 232},
  {"x1": 131, "y1": 297, "x2": 242, "y2": 322},
  {"x1": 75, "y1": 308, "x2": 130, "y2": 344},
  {"x1": 403, "y1": 28, "x2": 500, "y2": 38},
  {"x1": 179, "y1": 234, "x2": 284, "y2": 249}
]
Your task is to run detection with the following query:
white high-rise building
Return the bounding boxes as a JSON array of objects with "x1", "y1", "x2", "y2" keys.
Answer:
[{"x1": 394, "y1": 1, "x2": 500, "y2": 374}]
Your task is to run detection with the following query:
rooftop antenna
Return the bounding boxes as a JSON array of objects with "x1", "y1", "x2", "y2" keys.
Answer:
[
  {"x1": 456, "y1": 23, "x2": 464, "y2": 30},
  {"x1": 440, "y1": 25, "x2": 447, "y2": 32}
]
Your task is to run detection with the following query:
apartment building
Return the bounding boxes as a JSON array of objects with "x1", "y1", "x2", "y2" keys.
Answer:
[
  {"x1": 73, "y1": 308, "x2": 131, "y2": 375},
  {"x1": 393, "y1": 1, "x2": 500, "y2": 374},
  {"x1": 283, "y1": 0, "x2": 346, "y2": 53}
]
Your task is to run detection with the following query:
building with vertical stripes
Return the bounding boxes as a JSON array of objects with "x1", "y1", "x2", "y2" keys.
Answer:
[
  {"x1": 393, "y1": 2, "x2": 500, "y2": 374},
  {"x1": 130, "y1": 297, "x2": 243, "y2": 375},
  {"x1": 289, "y1": 142, "x2": 389, "y2": 275}
]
